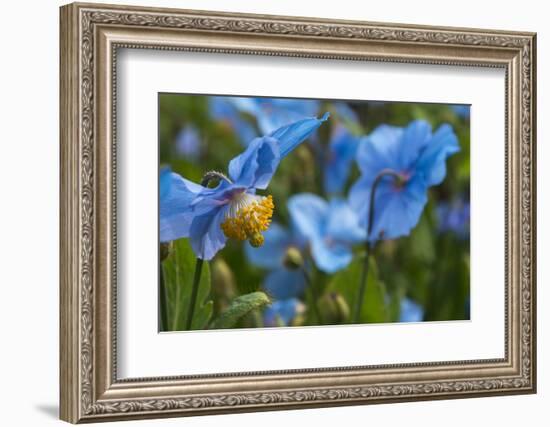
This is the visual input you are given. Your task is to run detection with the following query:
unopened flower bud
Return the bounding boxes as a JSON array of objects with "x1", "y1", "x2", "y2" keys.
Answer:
[
  {"x1": 319, "y1": 292, "x2": 350, "y2": 324},
  {"x1": 282, "y1": 247, "x2": 304, "y2": 270},
  {"x1": 211, "y1": 259, "x2": 237, "y2": 313},
  {"x1": 160, "y1": 242, "x2": 173, "y2": 261}
]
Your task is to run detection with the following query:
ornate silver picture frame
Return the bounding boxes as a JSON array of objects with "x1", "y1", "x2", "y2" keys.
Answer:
[{"x1": 60, "y1": 2, "x2": 536, "y2": 423}]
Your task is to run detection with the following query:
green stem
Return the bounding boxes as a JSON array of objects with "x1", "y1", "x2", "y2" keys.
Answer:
[
  {"x1": 353, "y1": 169, "x2": 402, "y2": 323},
  {"x1": 159, "y1": 265, "x2": 168, "y2": 331},
  {"x1": 185, "y1": 259, "x2": 204, "y2": 330},
  {"x1": 302, "y1": 268, "x2": 323, "y2": 324}
]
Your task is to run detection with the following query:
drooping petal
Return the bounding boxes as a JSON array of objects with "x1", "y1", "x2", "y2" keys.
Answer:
[
  {"x1": 263, "y1": 269, "x2": 306, "y2": 300},
  {"x1": 355, "y1": 124, "x2": 403, "y2": 175},
  {"x1": 227, "y1": 136, "x2": 281, "y2": 189},
  {"x1": 397, "y1": 120, "x2": 432, "y2": 170},
  {"x1": 399, "y1": 298, "x2": 424, "y2": 322},
  {"x1": 188, "y1": 205, "x2": 229, "y2": 260},
  {"x1": 323, "y1": 124, "x2": 360, "y2": 194},
  {"x1": 159, "y1": 170, "x2": 206, "y2": 242},
  {"x1": 416, "y1": 123, "x2": 460, "y2": 186},
  {"x1": 310, "y1": 236, "x2": 354, "y2": 274},
  {"x1": 269, "y1": 112, "x2": 330, "y2": 158},
  {"x1": 367, "y1": 174, "x2": 429, "y2": 242},
  {"x1": 263, "y1": 298, "x2": 302, "y2": 327},
  {"x1": 325, "y1": 199, "x2": 366, "y2": 243},
  {"x1": 287, "y1": 193, "x2": 328, "y2": 242},
  {"x1": 245, "y1": 222, "x2": 293, "y2": 270}
]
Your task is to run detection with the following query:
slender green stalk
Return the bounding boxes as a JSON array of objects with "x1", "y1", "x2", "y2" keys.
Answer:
[
  {"x1": 159, "y1": 266, "x2": 168, "y2": 331},
  {"x1": 353, "y1": 169, "x2": 402, "y2": 323},
  {"x1": 302, "y1": 268, "x2": 323, "y2": 324},
  {"x1": 178, "y1": 172, "x2": 227, "y2": 331},
  {"x1": 185, "y1": 259, "x2": 204, "y2": 330}
]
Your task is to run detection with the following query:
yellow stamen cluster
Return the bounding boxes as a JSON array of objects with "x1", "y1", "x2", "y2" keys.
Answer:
[{"x1": 221, "y1": 195, "x2": 274, "y2": 247}]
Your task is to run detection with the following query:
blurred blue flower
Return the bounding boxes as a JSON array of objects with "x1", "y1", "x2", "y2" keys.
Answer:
[
  {"x1": 436, "y1": 198, "x2": 470, "y2": 239},
  {"x1": 324, "y1": 123, "x2": 361, "y2": 194},
  {"x1": 160, "y1": 113, "x2": 329, "y2": 260},
  {"x1": 263, "y1": 298, "x2": 304, "y2": 327},
  {"x1": 399, "y1": 298, "x2": 424, "y2": 322},
  {"x1": 230, "y1": 97, "x2": 320, "y2": 135},
  {"x1": 288, "y1": 194, "x2": 366, "y2": 273},
  {"x1": 451, "y1": 105, "x2": 470, "y2": 119},
  {"x1": 245, "y1": 222, "x2": 306, "y2": 299},
  {"x1": 209, "y1": 97, "x2": 258, "y2": 145},
  {"x1": 349, "y1": 120, "x2": 460, "y2": 243},
  {"x1": 175, "y1": 125, "x2": 201, "y2": 160}
]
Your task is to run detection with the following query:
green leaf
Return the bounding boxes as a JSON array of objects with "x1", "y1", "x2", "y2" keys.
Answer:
[
  {"x1": 162, "y1": 239, "x2": 213, "y2": 331},
  {"x1": 210, "y1": 291, "x2": 271, "y2": 329},
  {"x1": 327, "y1": 255, "x2": 388, "y2": 323}
]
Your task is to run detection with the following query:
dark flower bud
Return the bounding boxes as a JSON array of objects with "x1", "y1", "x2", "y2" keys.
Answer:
[
  {"x1": 160, "y1": 242, "x2": 173, "y2": 261},
  {"x1": 282, "y1": 247, "x2": 304, "y2": 270}
]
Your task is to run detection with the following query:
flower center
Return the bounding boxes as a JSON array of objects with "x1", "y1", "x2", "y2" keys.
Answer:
[{"x1": 220, "y1": 193, "x2": 274, "y2": 247}]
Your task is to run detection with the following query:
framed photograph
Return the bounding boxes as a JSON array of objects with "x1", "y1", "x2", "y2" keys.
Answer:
[{"x1": 60, "y1": 2, "x2": 537, "y2": 423}]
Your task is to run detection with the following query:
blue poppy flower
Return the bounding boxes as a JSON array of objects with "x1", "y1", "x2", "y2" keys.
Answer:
[
  {"x1": 209, "y1": 97, "x2": 258, "y2": 145},
  {"x1": 288, "y1": 194, "x2": 366, "y2": 273},
  {"x1": 324, "y1": 123, "x2": 361, "y2": 194},
  {"x1": 175, "y1": 125, "x2": 201, "y2": 160},
  {"x1": 399, "y1": 298, "x2": 424, "y2": 322},
  {"x1": 349, "y1": 120, "x2": 460, "y2": 243},
  {"x1": 263, "y1": 298, "x2": 304, "y2": 327},
  {"x1": 229, "y1": 97, "x2": 320, "y2": 135},
  {"x1": 160, "y1": 113, "x2": 329, "y2": 260},
  {"x1": 436, "y1": 198, "x2": 470, "y2": 239},
  {"x1": 245, "y1": 222, "x2": 307, "y2": 300}
]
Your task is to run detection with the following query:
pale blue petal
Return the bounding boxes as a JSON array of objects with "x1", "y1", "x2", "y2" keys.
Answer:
[
  {"x1": 416, "y1": 124, "x2": 460, "y2": 186},
  {"x1": 325, "y1": 199, "x2": 366, "y2": 243},
  {"x1": 245, "y1": 223, "x2": 292, "y2": 269},
  {"x1": 397, "y1": 120, "x2": 432, "y2": 169},
  {"x1": 355, "y1": 125, "x2": 403, "y2": 174},
  {"x1": 310, "y1": 236, "x2": 353, "y2": 274},
  {"x1": 287, "y1": 193, "x2": 328, "y2": 242},
  {"x1": 227, "y1": 137, "x2": 281, "y2": 189},
  {"x1": 159, "y1": 171, "x2": 205, "y2": 242},
  {"x1": 368, "y1": 174, "x2": 428, "y2": 242},
  {"x1": 188, "y1": 205, "x2": 228, "y2": 260},
  {"x1": 399, "y1": 298, "x2": 424, "y2": 322},
  {"x1": 263, "y1": 269, "x2": 306, "y2": 300},
  {"x1": 270, "y1": 112, "x2": 330, "y2": 158}
]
